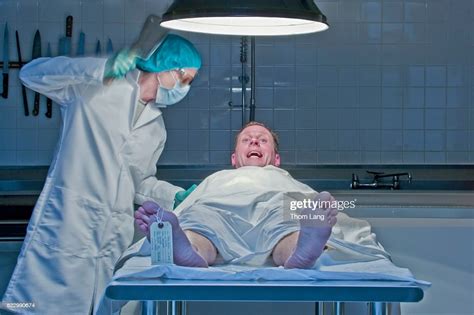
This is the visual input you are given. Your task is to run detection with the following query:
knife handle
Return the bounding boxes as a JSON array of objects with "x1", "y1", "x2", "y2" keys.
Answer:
[
  {"x1": 21, "y1": 85, "x2": 29, "y2": 116},
  {"x1": 1, "y1": 73, "x2": 8, "y2": 99},
  {"x1": 66, "y1": 16, "x2": 73, "y2": 37},
  {"x1": 45, "y1": 97, "x2": 52, "y2": 118},
  {"x1": 32, "y1": 92, "x2": 40, "y2": 116}
]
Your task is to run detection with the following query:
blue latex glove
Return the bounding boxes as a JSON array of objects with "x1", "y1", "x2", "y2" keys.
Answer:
[
  {"x1": 103, "y1": 49, "x2": 138, "y2": 81},
  {"x1": 174, "y1": 184, "x2": 197, "y2": 209}
]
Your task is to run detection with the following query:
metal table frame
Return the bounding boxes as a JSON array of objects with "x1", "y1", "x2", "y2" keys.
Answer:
[{"x1": 105, "y1": 279, "x2": 424, "y2": 315}]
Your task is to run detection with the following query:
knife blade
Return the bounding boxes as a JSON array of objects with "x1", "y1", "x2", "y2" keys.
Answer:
[
  {"x1": 64, "y1": 15, "x2": 73, "y2": 56},
  {"x1": 15, "y1": 30, "x2": 29, "y2": 116},
  {"x1": 2, "y1": 23, "x2": 9, "y2": 99},
  {"x1": 45, "y1": 42, "x2": 52, "y2": 118},
  {"x1": 31, "y1": 30, "x2": 41, "y2": 116},
  {"x1": 95, "y1": 40, "x2": 101, "y2": 56},
  {"x1": 131, "y1": 15, "x2": 168, "y2": 60},
  {"x1": 46, "y1": 42, "x2": 52, "y2": 57},
  {"x1": 76, "y1": 31, "x2": 85, "y2": 56},
  {"x1": 106, "y1": 38, "x2": 113, "y2": 55},
  {"x1": 58, "y1": 38, "x2": 65, "y2": 55}
]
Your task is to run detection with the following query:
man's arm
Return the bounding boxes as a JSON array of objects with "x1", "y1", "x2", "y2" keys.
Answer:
[{"x1": 19, "y1": 56, "x2": 107, "y2": 105}]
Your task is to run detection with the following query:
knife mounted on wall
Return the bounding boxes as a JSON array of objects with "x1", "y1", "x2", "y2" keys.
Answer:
[
  {"x1": 64, "y1": 15, "x2": 73, "y2": 55},
  {"x1": 15, "y1": 30, "x2": 29, "y2": 116},
  {"x1": 2, "y1": 23, "x2": 9, "y2": 99},
  {"x1": 76, "y1": 31, "x2": 85, "y2": 56},
  {"x1": 31, "y1": 30, "x2": 41, "y2": 116},
  {"x1": 58, "y1": 16, "x2": 73, "y2": 56},
  {"x1": 95, "y1": 40, "x2": 101, "y2": 56},
  {"x1": 45, "y1": 42, "x2": 53, "y2": 118}
]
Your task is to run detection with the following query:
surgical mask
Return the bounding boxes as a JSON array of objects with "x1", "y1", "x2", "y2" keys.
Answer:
[{"x1": 155, "y1": 72, "x2": 190, "y2": 107}]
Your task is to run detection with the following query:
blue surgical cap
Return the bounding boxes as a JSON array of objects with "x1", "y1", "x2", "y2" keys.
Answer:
[{"x1": 136, "y1": 34, "x2": 201, "y2": 73}]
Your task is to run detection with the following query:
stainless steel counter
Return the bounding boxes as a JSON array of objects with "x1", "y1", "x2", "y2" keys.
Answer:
[
  {"x1": 0, "y1": 166, "x2": 472, "y2": 222},
  {"x1": 332, "y1": 190, "x2": 473, "y2": 207}
]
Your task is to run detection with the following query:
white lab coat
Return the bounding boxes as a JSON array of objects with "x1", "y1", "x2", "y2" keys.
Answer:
[{"x1": 2, "y1": 57, "x2": 182, "y2": 314}]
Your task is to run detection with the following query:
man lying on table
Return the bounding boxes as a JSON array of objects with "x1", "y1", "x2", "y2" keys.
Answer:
[{"x1": 134, "y1": 121, "x2": 338, "y2": 268}]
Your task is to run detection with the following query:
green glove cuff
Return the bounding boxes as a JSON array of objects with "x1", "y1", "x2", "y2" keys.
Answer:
[
  {"x1": 103, "y1": 49, "x2": 138, "y2": 81},
  {"x1": 174, "y1": 184, "x2": 197, "y2": 209}
]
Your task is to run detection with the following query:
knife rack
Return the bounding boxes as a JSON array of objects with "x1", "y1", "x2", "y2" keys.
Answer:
[{"x1": 0, "y1": 61, "x2": 27, "y2": 68}]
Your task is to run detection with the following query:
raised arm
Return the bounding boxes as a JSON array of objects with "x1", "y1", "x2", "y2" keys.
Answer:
[{"x1": 19, "y1": 56, "x2": 107, "y2": 104}]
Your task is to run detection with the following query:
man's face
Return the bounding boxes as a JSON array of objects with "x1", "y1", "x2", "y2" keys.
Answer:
[{"x1": 231, "y1": 125, "x2": 280, "y2": 168}]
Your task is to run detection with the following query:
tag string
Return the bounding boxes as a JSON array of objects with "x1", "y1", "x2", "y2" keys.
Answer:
[{"x1": 154, "y1": 206, "x2": 165, "y2": 224}]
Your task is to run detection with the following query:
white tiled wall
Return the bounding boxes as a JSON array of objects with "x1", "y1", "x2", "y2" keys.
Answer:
[{"x1": 0, "y1": 0, "x2": 473, "y2": 165}]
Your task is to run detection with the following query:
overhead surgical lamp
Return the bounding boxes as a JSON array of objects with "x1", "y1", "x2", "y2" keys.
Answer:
[{"x1": 161, "y1": 0, "x2": 329, "y2": 36}]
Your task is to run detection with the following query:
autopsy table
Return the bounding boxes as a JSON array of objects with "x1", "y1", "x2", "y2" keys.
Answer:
[{"x1": 105, "y1": 278, "x2": 424, "y2": 315}]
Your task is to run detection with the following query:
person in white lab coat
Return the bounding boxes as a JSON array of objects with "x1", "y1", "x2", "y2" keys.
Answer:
[
  {"x1": 135, "y1": 122, "x2": 339, "y2": 269},
  {"x1": 1, "y1": 34, "x2": 201, "y2": 314}
]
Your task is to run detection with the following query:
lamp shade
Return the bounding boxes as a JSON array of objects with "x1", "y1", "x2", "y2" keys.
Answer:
[{"x1": 161, "y1": 0, "x2": 328, "y2": 36}]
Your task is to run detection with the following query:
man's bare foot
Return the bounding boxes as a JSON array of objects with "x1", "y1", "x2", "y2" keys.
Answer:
[
  {"x1": 284, "y1": 192, "x2": 338, "y2": 269},
  {"x1": 135, "y1": 201, "x2": 208, "y2": 267}
]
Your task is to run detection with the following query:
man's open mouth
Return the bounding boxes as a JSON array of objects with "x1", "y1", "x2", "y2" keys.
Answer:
[{"x1": 247, "y1": 151, "x2": 263, "y2": 158}]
